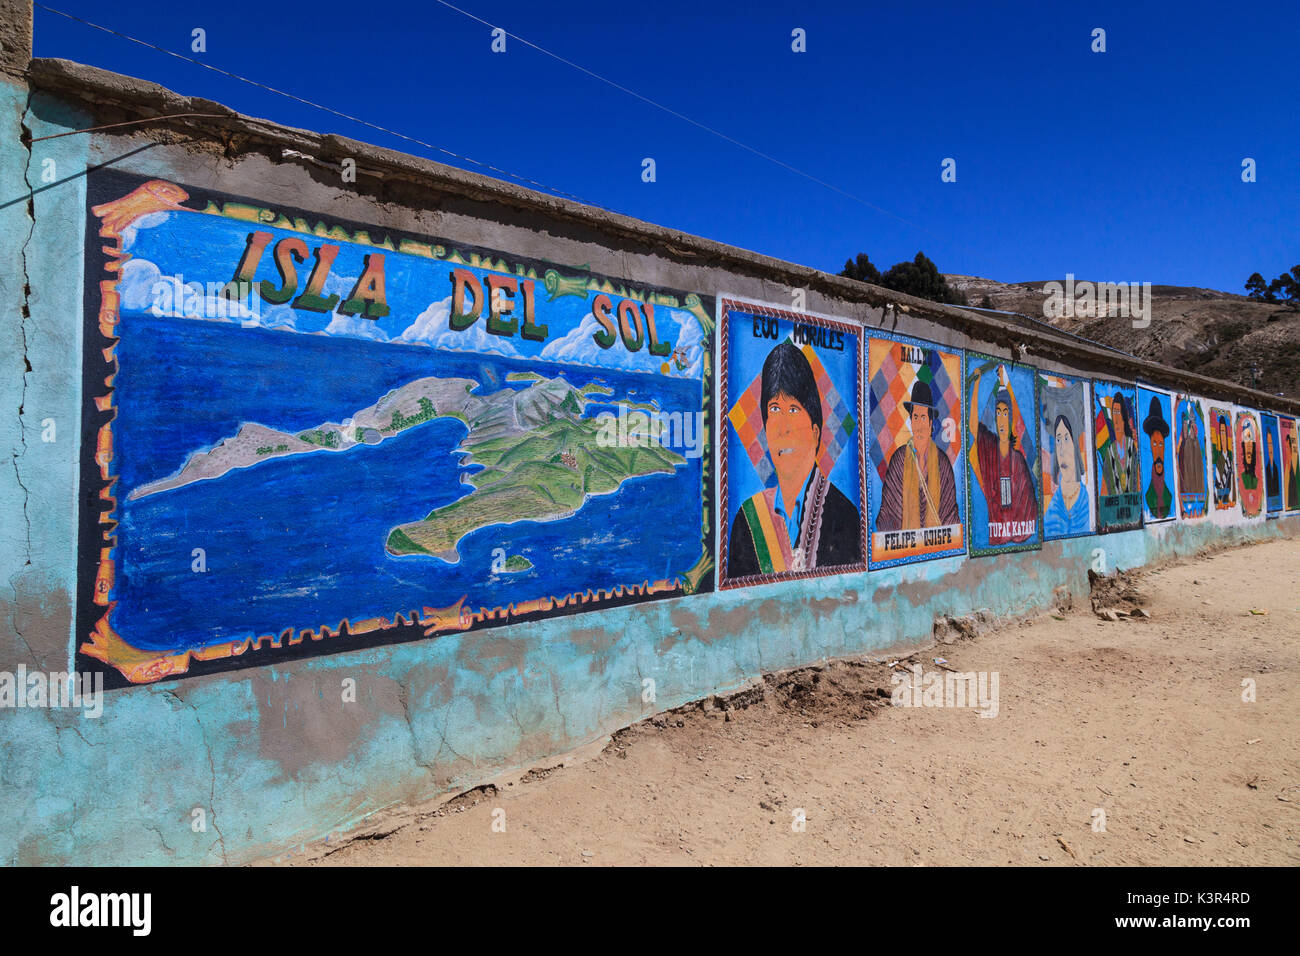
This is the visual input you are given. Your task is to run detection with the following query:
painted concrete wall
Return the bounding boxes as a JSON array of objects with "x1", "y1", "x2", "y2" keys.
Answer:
[{"x1": 2, "y1": 37, "x2": 1298, "y2": 865}]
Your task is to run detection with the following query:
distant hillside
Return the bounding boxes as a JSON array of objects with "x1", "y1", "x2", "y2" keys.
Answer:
[{"x1": 945, "y1": 275, "x2": 1300, "y2": 401}]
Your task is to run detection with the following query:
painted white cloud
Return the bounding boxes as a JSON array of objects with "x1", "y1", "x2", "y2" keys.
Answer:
[
  {"x1": 117, "y1": 257, "x2": 257, "y2": 322},
  {"x1": 540, "y1": 313, "x2": 642, "y2": 371},
  {"x1": 118, "y1": 258, "x2": 164, "y2": 312},
  {"x1": 539, "y1": 306, "x2": 704, "y2": 376},
  {"x1": 325, "y1": 313, "x2": 389, "y2": 341},
  {"x1": 121, "y1": 211, "x2": 170, "y2": 251},
  {"x1": 252, "y1": 301, "x2": 301, "y2": 331},
  {"x1": 399, "y1": 294, "x2": 518, "y2": 356}
]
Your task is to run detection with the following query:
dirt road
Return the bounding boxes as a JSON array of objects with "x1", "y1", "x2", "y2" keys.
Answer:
[{"x1": 279, "y1": 537, "x2": 1300, "y2": 866}]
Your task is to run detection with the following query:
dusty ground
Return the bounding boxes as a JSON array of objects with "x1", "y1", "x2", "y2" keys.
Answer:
[{"x1": 276, "y1": 537, "x2": 1300, "y2": 866}]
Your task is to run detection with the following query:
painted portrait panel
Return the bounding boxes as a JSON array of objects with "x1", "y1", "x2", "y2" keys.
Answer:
[
  {"x1": 1281, "y1": 417, "x2": 1300, "y2": 514},
  {"x1": 866, "y1": 332, "x2": 965, "y2": 569},
  {"x1": 964, "y1": 354, "x2": 1042, "y2": 556},
  {"x1": 1260, "y1": 412, "x2": 1283, "y2": 516},
  {"x1": 1208, "y1": 405, "x2": 1237, "y2": 511},
  {"x1": 720, "y1": 299, "x2": 865, "y2": 586},
  {"x1": 1092, "y1": 379, "x2": 1143, "y2": 532},
  {"x1": 1136, "y1": 385, "x2": 1176, "y2": 524},
  {"x1": 1235, "y1": 409, "x2": 1264, "y2": 519},
  {"x1": 1173, "y1": 394, "x2": 1209, "y2": 519},
  {"x1": 1039, "y1": 372, "x2": 1094, "y2": 540}
]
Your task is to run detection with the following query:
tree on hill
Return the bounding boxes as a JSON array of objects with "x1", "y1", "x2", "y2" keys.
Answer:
[
  {"x1": 1269, "y1": 268, "x2": 1299, "y2": 309},
  {"x1": 839, "y1": 251, "x2": 968, "y2": 306},
  {"x1": 841, "y1": 253, "x2": 881, "y2": 285},
  {"x1": 1246, "y1": 266, "x2": 1300, "y2": 309}
]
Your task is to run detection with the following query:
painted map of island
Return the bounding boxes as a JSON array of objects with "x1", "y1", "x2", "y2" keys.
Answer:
[{"x1": 129, "y1": 374, "x2": 686, "y2": 562}]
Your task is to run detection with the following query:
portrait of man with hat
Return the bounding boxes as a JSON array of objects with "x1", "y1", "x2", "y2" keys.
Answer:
[
  {"x1": 1142, "y1": 394, "x2": 1173, "y2": 520},
  {"x1": 876, "y1": 378, "x2": 960, "y2": 532}
]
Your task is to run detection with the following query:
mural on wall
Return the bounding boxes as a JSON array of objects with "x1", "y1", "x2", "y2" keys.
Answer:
[
  {"x1": 1038, "y1": 372, "x2": 1094, "y2": 540},
  {"x1": 1173, "y1": 394, "x2": 1209, "y2": 519},
  {"x1": 1260, "y1": 412, "x2": 1283, "y2": 517},
  {"x1": 77, "y1": 171, "x2": 715, "y2": 685},
  {"x1": 1092, "y1": 379, "x2": 1143, "y2": 532},
  {"x1": 1209, "y1": 405, "x2": 1237, "y2": 511},
  {"x1": 1136, "y1": 385, "x2": 1176, "y2": 524},
  {"x1": 963, "y1": 354, "x2": 1041, "y2": 556},
  {"x1": 1235, "y1": 409, "x2": 1264, "y2": 518},
  {"x1": 1282, "y1": 417, "x2": 1300, "y2": 514},
  {"x1": 719, "y1": 299, "x2": 864, "y2": 586},
  {"x1": 865, "y1": 332, "x2": 965, "y2": 569}
]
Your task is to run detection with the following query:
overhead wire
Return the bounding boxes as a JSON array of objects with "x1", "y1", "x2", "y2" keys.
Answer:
[{"x1": 31, "y1": 2, "x2": 1142, "y2": 361}]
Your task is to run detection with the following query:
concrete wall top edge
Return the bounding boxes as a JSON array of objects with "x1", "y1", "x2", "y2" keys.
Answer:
[{"x1": 19, "y1": 54, "x2": 1300, "y2": 419}]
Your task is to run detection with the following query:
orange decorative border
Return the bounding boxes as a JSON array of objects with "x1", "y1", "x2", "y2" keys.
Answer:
[{"x1": 79, "y1": 179, "x2": 692, "y2": 684}]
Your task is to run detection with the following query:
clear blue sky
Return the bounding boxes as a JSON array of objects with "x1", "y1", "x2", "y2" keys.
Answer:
[{"x1": 32, "y1": 0, "x2": 1298, "y2": 292}]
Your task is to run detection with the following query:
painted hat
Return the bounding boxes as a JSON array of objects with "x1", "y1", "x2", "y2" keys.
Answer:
[
  {"x1": 903, "y1": 380, "x2": 937, "y2": 416},
  {"x1": 1142, "y1": 396, "x2": 1170, "y2": 437}
]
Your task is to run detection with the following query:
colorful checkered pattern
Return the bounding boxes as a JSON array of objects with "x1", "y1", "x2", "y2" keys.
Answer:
[
  {"x1": 804, "y1": 344, "x2": 856, "y2": 478},
  {"x1": 728, "y1": 338, "x2": 856, "y2": 485},
  {"x1": 728, "y1": 376, "x2": 776, "y2": 485},
  {"x1": 868, "y1": 340, "x2": 960, "y2": 482}
]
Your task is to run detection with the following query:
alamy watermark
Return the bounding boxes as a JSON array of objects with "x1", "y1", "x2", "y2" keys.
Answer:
[
  {"x1": 891, "y1": 664, "x2": 999, "y2": 717},
  {"x1": 1042, "y1": 274, "x2": 1152, "y2": 328},
  {"x1": 50, "y1": 886, "x2": 150, "y2": 936},
  {"x1": 0, "y1": 666, "x2": 103, "y2": 718},
  {"x1": 151, "y1": 275, "x2": 262, "y2": 321},
  {"x1": 594, "y1": 405, "x2": 706, "y2": 459}
]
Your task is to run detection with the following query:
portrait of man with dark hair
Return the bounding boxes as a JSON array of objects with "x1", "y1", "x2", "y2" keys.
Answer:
[
  {"x1": 1091, "y1": 381, "x2": 1143, "y2": 531},
  {"x1": 1100, "y1": 392, "x2": 1140, "y2": 496},
  {"x1": 728, "y1": 340, "x2": 861, "y2": 577},
  {"x1": 1263, "y1": 417, "x2": 1281, "y2": 510},
  {"x1": 1142, "y1": 394, "x2": 1173, "y2": 520}
]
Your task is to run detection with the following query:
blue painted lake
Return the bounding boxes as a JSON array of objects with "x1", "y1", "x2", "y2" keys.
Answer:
[{"x1": 112, "y1": 314, "x2": 706, "y2": 652}]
